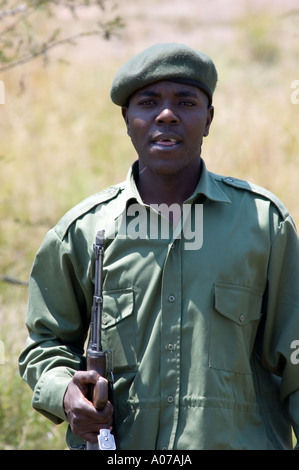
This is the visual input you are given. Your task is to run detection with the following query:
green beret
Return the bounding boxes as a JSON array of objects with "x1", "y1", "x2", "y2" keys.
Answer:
[{"x1": 110, "y1": 43, "x2": 218, "y2": 106}]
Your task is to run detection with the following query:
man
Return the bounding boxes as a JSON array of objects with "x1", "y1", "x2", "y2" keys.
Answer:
[{"x1": 19, "y1": 43, "x2": 299, "y2": 450}]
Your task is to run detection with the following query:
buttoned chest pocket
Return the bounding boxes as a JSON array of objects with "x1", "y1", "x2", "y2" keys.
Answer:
[
  {"x1": 209, "y1": 282, "x2": 263, "y2": 374},
  {"x1": 101, "y1": 288, "x2": 137, "y2": 373}
]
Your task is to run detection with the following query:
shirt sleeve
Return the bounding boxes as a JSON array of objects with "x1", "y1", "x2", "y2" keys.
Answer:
[
  {"x1": 19, "y1": 227, "x2": 91, "y2": 423},
  {"x1": 260, "y1": 214, "x2": 299, "y2": 402}
]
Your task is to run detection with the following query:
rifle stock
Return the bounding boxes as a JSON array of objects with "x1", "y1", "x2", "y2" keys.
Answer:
[{"x1": 86, "y1": 230, "x2": 116, "y2": 450}]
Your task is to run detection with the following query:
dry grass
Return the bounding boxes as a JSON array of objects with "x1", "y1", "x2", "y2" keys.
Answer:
[{"x1": 0, "y1": 0, "x2": 298, "y2": 449}]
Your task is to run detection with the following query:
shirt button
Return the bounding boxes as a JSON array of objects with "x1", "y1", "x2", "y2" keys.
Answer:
[
  {"x1": 239, "y1": 314, "x2": 245, "y2": 322},
  {"x1": 167, "y1": 395, "x2": 174, "y2": 403},
  {"x1": 167, "y1": 343, "x2": 175, "y2": 351},
  {"x1": 168, "y1": 294, "x2": 176, "y2": 302}
]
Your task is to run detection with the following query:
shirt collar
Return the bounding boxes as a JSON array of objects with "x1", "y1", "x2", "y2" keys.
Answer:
[
  {"x1": 123, "y1": 160, "x2": 144, "y2": 205},
  {"x1": 185, "y1": 159, "x2": 231, "y2": 204},
  {"x1": 115, "y1": 159, "x2": 230, "y2": 220},
  {"x1": 112, "y1": 161, "x2": 141, "y2": 220}
]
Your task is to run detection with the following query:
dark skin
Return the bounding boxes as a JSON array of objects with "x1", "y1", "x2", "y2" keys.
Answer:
[
  {"x1": 63, "y1": 80, "x2": 214, "y2": 443},
  {"x1": 122, "y1": 80, "x2": 214, "y2": 208},
  {"x1": 63, "y1": 370, "x2": 113, "y2": 444}
]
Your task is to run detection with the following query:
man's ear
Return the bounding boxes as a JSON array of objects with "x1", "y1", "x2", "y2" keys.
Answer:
[
  {"x1": 204, "y1": 105, "x2": 214, "y2": 137},
  {"x1": 122, "y1": 107, "x2": 130, "y2": 136}
]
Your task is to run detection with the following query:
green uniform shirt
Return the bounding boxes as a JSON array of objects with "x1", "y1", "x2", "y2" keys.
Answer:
[{"x1": 19, "y1": 160, "x2": 299, "y2": 450}]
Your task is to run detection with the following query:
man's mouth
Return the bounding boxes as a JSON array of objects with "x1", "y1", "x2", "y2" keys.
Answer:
[
  {"x1": 155, "y1": 138, "x2": 178, "y2": 147},
  {"x1": 151, "y1": 135, "x2": 182, "y2": 148}
]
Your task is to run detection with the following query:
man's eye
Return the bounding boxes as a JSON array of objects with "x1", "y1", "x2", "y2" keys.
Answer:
[
  {"x1": 180, "y1": 100, "x2": 195, "y2": 107},
  {"x1": 139, "y1": 100, "x2": 156, "y2": 106}
]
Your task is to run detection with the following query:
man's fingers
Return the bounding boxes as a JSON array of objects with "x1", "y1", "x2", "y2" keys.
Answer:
[
  {"x1": 93, "y1": 376, "x2": 108, "y2": 410},
  {"x1": 71, "y1": 370, "x2": 108, "y2": 402},
  {"x1": 69, "y1": 401, "x2": 114, "y2": 442},
  {"x1": 73, "y1": 370, "x2": 105, "y2": 386},
  {"x1": 63, "y1": 370, "x2": 113, "y2": 442}
]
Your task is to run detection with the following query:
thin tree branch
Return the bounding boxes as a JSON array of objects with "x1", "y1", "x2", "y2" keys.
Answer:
[
  {"x1": 0, "y1": 27, "x2": 116, "y2": 72},
  {"x1": 0, "y1": 276, "x2": 28, "y2": 286}
]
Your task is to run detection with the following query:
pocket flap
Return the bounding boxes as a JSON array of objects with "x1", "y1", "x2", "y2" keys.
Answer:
[
  {"x1": 102, "y1": 288, "x2": 134, "y2": 328},
  {"x1": 214, "y1": 282, "x2": 262, "y2": 325}
]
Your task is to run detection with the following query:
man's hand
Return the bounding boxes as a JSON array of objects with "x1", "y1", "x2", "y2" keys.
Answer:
[{"x1": 63, "y1": 370, "x2": 113, "y2": 443}]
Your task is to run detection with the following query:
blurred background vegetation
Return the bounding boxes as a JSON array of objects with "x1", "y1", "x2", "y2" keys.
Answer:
[{"x1": 0, "y1": 0, "x2": 298, "y2": 450}]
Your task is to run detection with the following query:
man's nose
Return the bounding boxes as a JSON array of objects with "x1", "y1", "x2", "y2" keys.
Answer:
[{"x1": 156, "y1": 107, "x2": 179, "y2": 124}]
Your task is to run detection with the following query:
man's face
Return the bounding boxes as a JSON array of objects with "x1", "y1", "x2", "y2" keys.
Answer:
[{"x1": 122, "y1": 80, "x2": 214, "y2": 177}]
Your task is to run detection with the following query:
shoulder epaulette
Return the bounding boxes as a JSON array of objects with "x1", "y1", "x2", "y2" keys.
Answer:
[
  {"x1": 222, "y1": 176, "x2": 289, "y2": 219},
  {"x1": 54, "y1": 184, "x2": 123, "y2": 240}
]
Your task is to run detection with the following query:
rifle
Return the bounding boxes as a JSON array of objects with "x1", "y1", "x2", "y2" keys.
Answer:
[{"x1": 86, "y1": 230, "x2": 116, "y2": 450}]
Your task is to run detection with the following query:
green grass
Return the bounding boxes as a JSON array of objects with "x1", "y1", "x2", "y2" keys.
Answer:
[{"x1": 0, "y1": 4, "x2": 298, "y2": 449}]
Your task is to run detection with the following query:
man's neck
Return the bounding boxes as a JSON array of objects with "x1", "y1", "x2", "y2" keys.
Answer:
[{"x1": 136, "y1": 159, "x2": 203, "y2": 208}]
